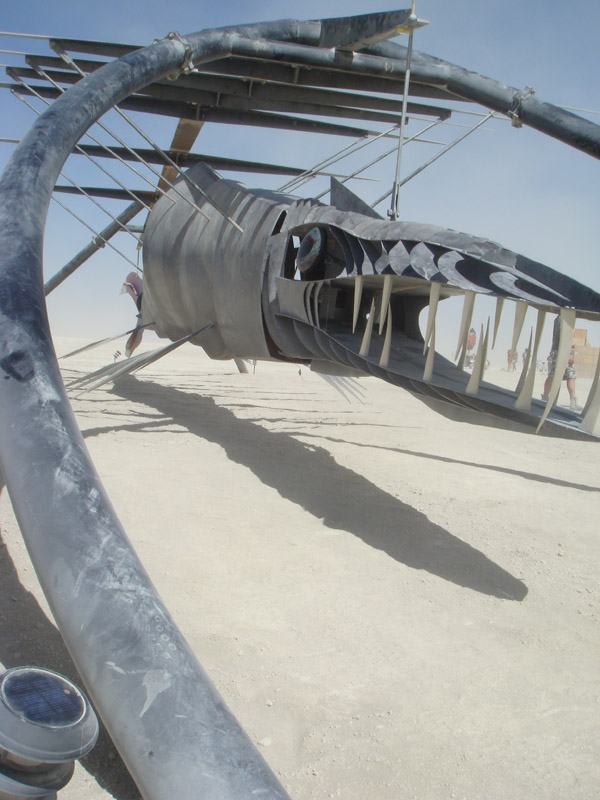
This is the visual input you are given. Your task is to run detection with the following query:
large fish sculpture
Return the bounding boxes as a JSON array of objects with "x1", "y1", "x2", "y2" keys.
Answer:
[
  {"x1": 72, "y1": 162, "x2": 600, "y2": 440},
  {"x1": 1, "y1": 9, "x2": 600, "y2": 799}
]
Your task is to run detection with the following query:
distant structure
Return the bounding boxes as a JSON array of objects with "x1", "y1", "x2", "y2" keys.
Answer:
[{"x1": 573, "y1": 329, "x2": 600, "y2": 378}]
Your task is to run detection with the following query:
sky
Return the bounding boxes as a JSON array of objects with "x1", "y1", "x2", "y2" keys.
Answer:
[{"x1": 1, "y1": 0, "x2": 599, "y2": 364}]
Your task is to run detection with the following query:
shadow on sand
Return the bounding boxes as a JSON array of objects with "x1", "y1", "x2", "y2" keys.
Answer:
[
  {"x1": 105, "y1": 376, "x2": 527, "y2": 601},
  {"x1": 0, "y1": 500, "x2": 141, "y2": 799}
]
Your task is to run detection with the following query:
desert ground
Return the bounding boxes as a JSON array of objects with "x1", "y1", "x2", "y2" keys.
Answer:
[{"x1": 1, "y1": 338, "x2": 598, "y2": 800}]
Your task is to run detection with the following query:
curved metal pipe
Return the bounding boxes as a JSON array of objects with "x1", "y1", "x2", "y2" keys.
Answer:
[
  {"x1": 226, "y1": 36, "x2": 600, "y2": 159},
  {"x1": 0, "y1": 26, "x2": 290, "y2": 800},
  {"x1": 370, "y1": 40, "x2": 600, "y2": 158}
]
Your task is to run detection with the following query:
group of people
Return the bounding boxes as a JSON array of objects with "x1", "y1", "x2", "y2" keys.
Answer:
[{"x1": 506, "y1": 348, "x2": 519, "y2": 371}]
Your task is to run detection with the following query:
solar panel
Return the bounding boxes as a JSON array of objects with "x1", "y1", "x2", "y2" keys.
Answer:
[{"x1": 1, "y1": 668, "x2": 85, "y2": 727}]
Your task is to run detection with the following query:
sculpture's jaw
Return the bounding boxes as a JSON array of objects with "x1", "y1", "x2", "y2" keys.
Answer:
[{"x1": 264, "y1": 209, "x2": 600, "y2": 440}]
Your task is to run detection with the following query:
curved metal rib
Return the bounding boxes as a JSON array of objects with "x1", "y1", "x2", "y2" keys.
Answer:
[{"x1": 0, "y1": 26, "x2": 290, "y2": 800}]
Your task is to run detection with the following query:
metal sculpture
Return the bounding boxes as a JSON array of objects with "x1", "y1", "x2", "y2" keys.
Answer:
[
  {"x1": 0, "y1": 9, "x2": 599, "y2": 799},
  {"x1": 68, "y1": 159, "x2": 599, "y2": 440}
]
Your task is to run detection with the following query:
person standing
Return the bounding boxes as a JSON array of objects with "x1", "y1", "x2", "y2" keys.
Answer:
[{"x1": 542, "y1": 315, "x2": 581, "y2": 411}]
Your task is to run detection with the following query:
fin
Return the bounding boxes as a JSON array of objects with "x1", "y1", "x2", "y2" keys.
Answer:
[
  {"x1": 59, "y1": 325, "x2": 152, "y2": 360},
  {"x1": 67, "y1": 324, "x2": 214, "y2": 393},
  {"x1": 330, "y1": 177, "x2": 383, "y2": 219},
  {"x1": 125, "y1": 323, "x2": 145, "y2": 357},
  {"x1": 234, "y1": 358, "x2": 249, "y2": 374}
]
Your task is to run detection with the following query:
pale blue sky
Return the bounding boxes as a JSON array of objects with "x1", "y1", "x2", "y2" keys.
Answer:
[{"x1": 1, "y1": 1, "x2": 598, "y2": 361}]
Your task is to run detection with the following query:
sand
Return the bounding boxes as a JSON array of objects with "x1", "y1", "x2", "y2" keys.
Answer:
[{"x1": 1, "y1": 338, "x2": 598, "y2": 800}]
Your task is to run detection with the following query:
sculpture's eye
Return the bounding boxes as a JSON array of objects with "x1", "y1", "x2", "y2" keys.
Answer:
[{"x1": 297, "y1": 227, "x2": 325, "y2": 274}]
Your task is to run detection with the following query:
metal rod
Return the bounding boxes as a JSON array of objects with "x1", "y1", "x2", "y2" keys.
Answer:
[
  {"x1": 56, "y1": 44, "x2": 331, "y2": 231},
  {"x1": 29, "y1": 63, "x2": 154, "y2": 212},
  {"x1": 13, "y1": 62, "x2": 440, "y2": 126},
  {"x1": 0, "y1": 31, "x2": 51, "y2": 39},
  {"x1": 50, "y1": 194, "x2": 140, "y2": 269},
  {"x1": 8, "y1": 81, "x2": 169, "y2": 207},
  {"x1": 34, "y1": 49, "x2": 215, "y2": 218},
  {"x1": 225, "y1": 33, "x2": 600, "y2": 158},
  {"x1": 66, "y1": 143, "x2": 305, "y2": 176},
  {"x1": 13, "y1": 64, "x2": 166, "y2": 209},
  {"x1": 12, "y1": 85, "x2": 150, "y2": 236},
  {"x1": 389, "y1": 4, "x2": 416, "y2": 220},
  {"x1": 372, "y1": 111, "x2": 496, "y2": 207},
  {"x1": 45, "y1": 200, "x2": 144, "y2": 295},
  {"x1": 314, "y1": 118, "x2": 441, "y2": 200},
  {"x1": 113, "y1": 104, "x2": 244, "y2": 232},
  {"x1": 23, "y1": 52, "x2": 453, "y2": 118},
  {"x1": 50, "y1": 48, "x2": 222, "y2": 224},
  {"x1": 278, "y1": 122, "x2": 401, "y2": 193}
]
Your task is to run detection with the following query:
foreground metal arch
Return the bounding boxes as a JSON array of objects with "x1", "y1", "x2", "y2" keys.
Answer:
[
  {"x1": 0, "y1": 23, "x2": 291, "y2": 800},
  {"x1": 0, "y1": 9, "x2": 599, "y2": 799}
]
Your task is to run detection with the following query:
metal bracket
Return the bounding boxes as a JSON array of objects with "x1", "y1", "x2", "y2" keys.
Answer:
[
  {"x1": 395, "y1": 15, "x2": 430, "y2": 35},
  {"x1": 157, "y1": 31, "x2": 195, "y2": 79},
  {"x1": 508, "y1": 86, "x2": 535, "y2": 128}
]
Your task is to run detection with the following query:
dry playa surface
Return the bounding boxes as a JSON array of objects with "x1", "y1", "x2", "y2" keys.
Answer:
[{"x1": 1, "y1": 338, "x2": 599, "y2": 800}]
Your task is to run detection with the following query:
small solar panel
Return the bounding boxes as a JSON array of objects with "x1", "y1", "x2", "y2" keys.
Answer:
[{"x1": 1, "y1": 669, "x2": 85, "y2": 727}]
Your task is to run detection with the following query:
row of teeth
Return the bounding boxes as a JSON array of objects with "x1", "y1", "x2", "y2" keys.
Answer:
[{"x1": 328, "y1": 276, "x2": 600, "y2": 436}]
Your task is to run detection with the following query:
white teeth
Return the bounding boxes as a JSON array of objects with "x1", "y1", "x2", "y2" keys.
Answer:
[
  {"x1": 423, "y1": 282, "x2": 440, "y2": 355},
  {"x1": 492, "y1": 297, "x2": 504, "y2": 349},
  {"x1": 455, "y1": 291, "x2": 475, "y2": 368},
  {"x1": 515, "y1": 327, "x2": 533, "y2": 397},
  {"x1": 466, "y1": 318, "x2": 490, "y2": 395},
  {"x1": 423, "y1": 323, "x2": 436, "y2": 382},
  {"x1": 379, "y1": 304, "x2": 393, "y2": 367},
  {"x1": 515, "y1": 311, "x2": 546, "y2": 410},
  {"x1": 352, "y1": 275, "x2": 363, "y2": 334},
  {"x1": 511, "y1": 300, "x2": 528, "y2": 355},
  {"x1": 536, "y1": 308, "x2": 576, "y2": 433},
  {"x1": 360, "y1": 296, "x2": 375, "y2": 357},
  {"x1": 580, "y1": 350, "x2": 600, "y2": 435},
  {"x1": 379, "y1": 275, "x2": 393, "y2": 334}
]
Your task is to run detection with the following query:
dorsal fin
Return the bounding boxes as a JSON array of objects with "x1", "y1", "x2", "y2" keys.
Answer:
[{"x1": 330, "y1": 178, "x2": 383, "y2": 219}]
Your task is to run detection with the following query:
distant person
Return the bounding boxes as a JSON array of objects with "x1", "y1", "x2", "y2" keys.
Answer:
[
  {"x1": 511, "y1": 349, "x2": 518, "y2": 371},
  {"x1": 467, "y1": 328, "x2": 476, "y2": 353},
  {"x1": 522, "y1": 347, "x2": 529, "y2": 367},
  {"x1": 507, "y1": 349, "x2": 513, "y2": 371},
  {"x1": 542, "y1": 315, "x2": 581, "y2": 411},
  {"x1": 466, "y1": 328, "x2": 477, "y2": 368}
]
